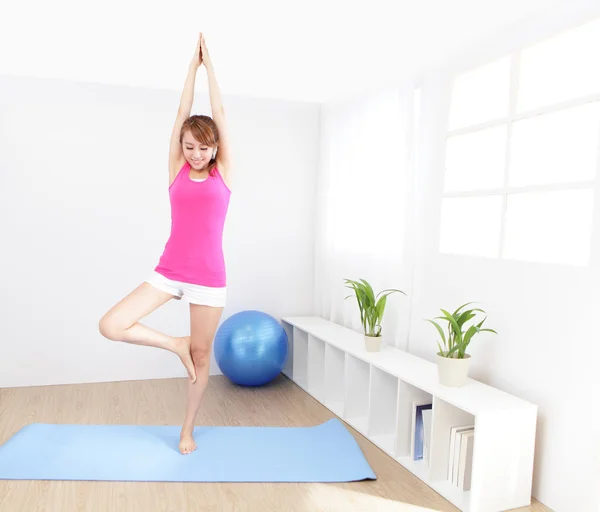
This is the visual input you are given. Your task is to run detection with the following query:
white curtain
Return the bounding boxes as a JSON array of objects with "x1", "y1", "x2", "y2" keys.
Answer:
[{"x1": 314, "y1": 84, "x2": 419, "y2": 349}]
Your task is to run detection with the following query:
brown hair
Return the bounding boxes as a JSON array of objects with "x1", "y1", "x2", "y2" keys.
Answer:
[{"x1": 179, "y1": 115, "x2": 219, "y2": 175}]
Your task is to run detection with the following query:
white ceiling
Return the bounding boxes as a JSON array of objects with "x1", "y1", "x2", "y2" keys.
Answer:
[{"x1": 1, "y1": 0, "x2": 573, "y2": 104}]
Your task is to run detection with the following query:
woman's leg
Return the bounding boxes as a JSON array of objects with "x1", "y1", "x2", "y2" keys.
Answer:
[
  {"x1": 179, "y1": 304, "x2": 224, "y2": 454},
  {"x1": 98, "y1": 282, "x2": 197, "y2": 382}
]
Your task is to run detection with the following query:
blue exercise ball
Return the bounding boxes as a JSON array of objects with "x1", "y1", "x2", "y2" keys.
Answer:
[{"x1": 214, "y1": 310, "x2": 288, "y2": 386}]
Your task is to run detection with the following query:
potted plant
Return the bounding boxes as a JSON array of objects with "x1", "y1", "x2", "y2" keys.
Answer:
[
  {"x1": 426, "y1": 302, "x2": 497, "y2": 387},
  {"x1": 344, "y1": 278, "x2": 406, "y2": 352}
]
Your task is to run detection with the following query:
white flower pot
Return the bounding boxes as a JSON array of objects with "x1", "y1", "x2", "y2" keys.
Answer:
[
  {"x1": 436, "y1": 353, "x2": 471, "y2": 387},
  {"x1": 364, "y1": 335, "x2": 382, "y2": 352}
]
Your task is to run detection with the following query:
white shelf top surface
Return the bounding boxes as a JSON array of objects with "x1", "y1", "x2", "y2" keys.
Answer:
[{"x1": 282, "y1": 316, "x2": 537, "y2": 416}]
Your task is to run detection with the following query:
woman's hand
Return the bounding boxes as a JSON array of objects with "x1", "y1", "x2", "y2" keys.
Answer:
[
  {"x1": 200, "y1": 33, "x2": 211, "y2": 66},
  {"x1": 190, "y1": 32, "x2": 203, "y2": 69}
]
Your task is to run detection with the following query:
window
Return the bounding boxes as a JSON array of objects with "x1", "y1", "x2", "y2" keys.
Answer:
[
  {"x1": 440, "y1": 17, "x2": 600, "y2": 266},
  {"x1": 444, "y1": 125, "x2": 507, "y2": 192},
  {"x1": 509, "y1": 102, "x2": 600, "y2": 187},
  {"x1": 448, "y1": 56, "x2": 511, "y2": 131},
  {"x1": 518, "y1": 18, "x2": 600, "y2": 112}
]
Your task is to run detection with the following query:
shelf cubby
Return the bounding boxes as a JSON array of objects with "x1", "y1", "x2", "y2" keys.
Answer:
[
  {"x1": 324, "y1": 343, "x2": 345, "y2": 417},
  {"x1": 281, "y1": 316, "x2": 538, "y2": 512},
  {"x1": 344, "y1": 354, "x2": 370, "y2": 436},
  {"x1": 396, "y1": 380, "x2": 433, "y2": 460},
  {"x1": 281, "y1": 321, "x2": 294, "y2": 379},
  {"x1": 429, "y1": 397, "x2": 476, "y2": 511},
  {"x1": 429, "y1": 397, "x2": 475, "y2": 482},
  {"x1": 307, "y1": 335, "x2": 325, "y2": 401},
  {"x1": 291, "y1": 327, "x2": 308, "y2": 391},
  {"x1": 368, "y1": 366, "x2": 399, "y2": 455}
]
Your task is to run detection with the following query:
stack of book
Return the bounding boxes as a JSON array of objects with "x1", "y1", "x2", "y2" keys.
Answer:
[{"x1": 447, "y1": 425, "x2": 475, "y2": 491}]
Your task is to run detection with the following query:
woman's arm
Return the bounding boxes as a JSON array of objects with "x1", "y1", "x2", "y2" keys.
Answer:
[
  {"x1": 168, "y1": 36, "x2": 202, "y2": 184},
  {"x1": 178, "y1": 61, "x2": 200, "y2": 116},
  {"x1": 201, "y1": 35, "x2": 233, "y2": 188},
  {"x1": 178, "y1": 34, "x2": 202, "y2": 116}
]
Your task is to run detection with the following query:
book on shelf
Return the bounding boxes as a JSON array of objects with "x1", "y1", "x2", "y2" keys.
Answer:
[
  {"x1": 448, "y1": 424, "x2": 475, "y2": 491},
  {"x1": 458, "y1": 430, "x2": 475, "y2": 491},
  {"x1": 411, "y1": 401, "x2": 432, "y2": 461},
  {"x1": 422, "y1": 408, "x2": 433, "y2": 464}
]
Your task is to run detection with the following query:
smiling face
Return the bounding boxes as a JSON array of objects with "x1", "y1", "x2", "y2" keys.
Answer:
[{"x1": 182, "y1": 131, "x2": 215, "y2": 172}]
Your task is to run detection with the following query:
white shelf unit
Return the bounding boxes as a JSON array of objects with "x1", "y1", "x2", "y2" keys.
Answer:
[{"x1": 281, "y1": 316, "x2": 538, "y2": 512}]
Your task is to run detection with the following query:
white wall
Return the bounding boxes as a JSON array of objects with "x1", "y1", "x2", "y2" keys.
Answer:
[
  {"x1": 405, "y1": 5, "x2": 600, "y2": 511},
  {"x1": 0, "y1": 74, "x2": 318, "y2": 388}
]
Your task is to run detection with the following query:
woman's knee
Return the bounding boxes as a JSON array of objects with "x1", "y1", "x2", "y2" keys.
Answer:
[
  {"x1": 98, "y1": 314, "x2": 122, "y2": 341},
  {"x1": 191, "y1": 343, "x2": 212, "y2": 368}
]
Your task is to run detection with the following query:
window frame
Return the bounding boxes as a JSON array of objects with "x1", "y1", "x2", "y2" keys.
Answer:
[{"x1": 442, "y1": 48, "x2": 600, "y2": 266}]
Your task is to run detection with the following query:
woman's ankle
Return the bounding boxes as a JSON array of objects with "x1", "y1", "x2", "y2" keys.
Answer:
[{"x1": 180, "y1": 422, "x2": 194, "y2": 435}]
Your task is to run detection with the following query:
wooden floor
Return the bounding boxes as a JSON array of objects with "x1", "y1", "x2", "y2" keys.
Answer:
[{"x1": 0, "y1": 375, "x2": 552, "y2": 512}]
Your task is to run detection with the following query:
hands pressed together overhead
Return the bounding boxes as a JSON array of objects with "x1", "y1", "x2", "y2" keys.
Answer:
[{"x1": 192, "y1": 32, "x2": 210, "y2": 69}]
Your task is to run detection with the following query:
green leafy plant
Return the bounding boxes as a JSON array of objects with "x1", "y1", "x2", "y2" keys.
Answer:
[
  {"x1": 344, "y1": 278, "x2": 406, "y2": 337},
  {"x1": 426, "y1": 302, "x2": 497, "y2": 359}
]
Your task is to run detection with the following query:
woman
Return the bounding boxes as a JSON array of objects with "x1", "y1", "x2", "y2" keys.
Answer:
[{"x1": 99, "y1": 32, "x2": 233, "y2": 455}]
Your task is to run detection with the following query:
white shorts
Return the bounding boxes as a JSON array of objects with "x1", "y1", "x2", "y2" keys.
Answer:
[{"x1": 145, "y1": 271, "x2": 226, "y2": 307}]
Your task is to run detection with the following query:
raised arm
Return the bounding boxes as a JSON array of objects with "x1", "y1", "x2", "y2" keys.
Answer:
[
  {"x1": 200, "y1": 34, "x2": 233, "y2": 189},
  {"x1": 168, "y1": 35, "x2": 202, "y2": 186}
]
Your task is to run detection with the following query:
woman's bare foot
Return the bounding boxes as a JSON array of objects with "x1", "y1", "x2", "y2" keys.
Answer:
[
  {"x1": 179, "y1": 426, "x2": 197, "y2": 455},
  {"x1": 173, "y1": 336, "x2": 196, "y2": 383}
]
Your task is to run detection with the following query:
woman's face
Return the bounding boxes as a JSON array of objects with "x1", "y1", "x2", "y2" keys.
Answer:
[{"x1": 182, "y1": 133, "x2": 213, "y2": 171}]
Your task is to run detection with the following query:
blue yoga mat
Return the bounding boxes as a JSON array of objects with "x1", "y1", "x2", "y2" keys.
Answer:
[{"x1": 0, "y1": 418, "x2": 376, "y2": 483}]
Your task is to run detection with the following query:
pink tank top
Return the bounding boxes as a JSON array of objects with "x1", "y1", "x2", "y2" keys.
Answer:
[{"x1": 155, "y1": 161, "x2": 231, "y2": 287}]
